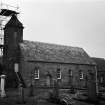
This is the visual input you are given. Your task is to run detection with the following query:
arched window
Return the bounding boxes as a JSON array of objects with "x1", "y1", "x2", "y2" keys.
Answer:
[
  {"x1": 57, "y1": 68, "x2": 61, "y2": 79},
  {"x1": 69, "y1": 69, "x2": 72, "y2": 77},
  {"x1": 79, "y1": 70, "x2": 83, "y2": 80},
  {"x1": 14, "y1": 32, "x2": 17, "y2": 44},
  {"x1": 46, "y1": 71, "x2": 52, "y2": 87},
  {"x1": 34, "y1": 67, "x2": 39, "y2": 79}
]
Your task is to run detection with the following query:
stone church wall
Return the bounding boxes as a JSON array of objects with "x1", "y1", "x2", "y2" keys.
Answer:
[{"x1": 20, "y1": 58, "x2": 95, "y2": 90}]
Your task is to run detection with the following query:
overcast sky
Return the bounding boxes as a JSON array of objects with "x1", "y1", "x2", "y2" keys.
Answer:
[{"x1": 1, "y1": 0, "x2": 105, "y2": 58}]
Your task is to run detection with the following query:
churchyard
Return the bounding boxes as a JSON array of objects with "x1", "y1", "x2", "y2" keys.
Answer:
[{"x1": 0, "y1": 87, "x2": 105, "y2": 105}]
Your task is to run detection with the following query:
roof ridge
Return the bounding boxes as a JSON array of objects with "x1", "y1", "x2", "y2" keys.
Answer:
[{"x1": 23, "y1": 40, "x2": 83, "y2": 50}]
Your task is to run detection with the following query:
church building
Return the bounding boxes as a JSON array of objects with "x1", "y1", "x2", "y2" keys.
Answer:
[{"x1": 2, "y1": 14, "x2": 97, "y2": 99}]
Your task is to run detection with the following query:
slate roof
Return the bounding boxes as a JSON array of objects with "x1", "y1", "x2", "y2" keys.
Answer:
[
  {"x1": 92, "y1": 57, "x2": 105, "y2": 71},
  {"x1": 20, "y1": 40, "x2": 95, "y2": 65}
]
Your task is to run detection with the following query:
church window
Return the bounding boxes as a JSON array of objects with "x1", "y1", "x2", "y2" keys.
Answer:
[
  {"x1": 34, "y1": 67, "x2": 39, "y2": 79},
  {"x1": 57, "y1": 68, "x2": 61, "y2": 79},
  {"x1": 79, "y1": 70, "x2": 83, "y2": 79},
  {"x1": 69, "y1": 69, "x2": 72, "y2": 77}
]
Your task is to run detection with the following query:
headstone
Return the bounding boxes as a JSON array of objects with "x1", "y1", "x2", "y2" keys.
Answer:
[
  {"x1": 18, "y1": 83, "x2": 25, "y2": 104},
  {"x1": 87, "y1": 81, "x2": 97, "y2": 101},
  {"x1": 0, "y1": 75, "x2": 6, "y2": 98},
  {"x1": 87, "y1": 72, "x2": 97, "y2": 101}
]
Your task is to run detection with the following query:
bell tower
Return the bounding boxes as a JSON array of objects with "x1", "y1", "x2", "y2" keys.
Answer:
[
  {"x1": 3, "y1": 14, "x2": 23, "y2": 72},
  {"x1": 0, "y1": 0, "x2": 23, "y2": 87}
]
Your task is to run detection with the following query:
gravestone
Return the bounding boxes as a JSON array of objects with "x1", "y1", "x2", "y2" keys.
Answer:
[{"x1": 0, "y1": 75, "x2": 6, "y2": 98}]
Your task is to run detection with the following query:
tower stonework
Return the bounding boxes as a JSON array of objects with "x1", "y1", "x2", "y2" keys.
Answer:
[{"x1": 3, "y1": 14, "x2": 23, "y2": 87}]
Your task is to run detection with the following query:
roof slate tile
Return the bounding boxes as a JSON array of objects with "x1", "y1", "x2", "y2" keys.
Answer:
[{"x1": 20, "y1": 40, "x2": 95, "y2": 65}]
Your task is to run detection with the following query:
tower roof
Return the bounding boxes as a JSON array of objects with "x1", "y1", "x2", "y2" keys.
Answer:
[{"x1": 5, "y1": 14, "x2": 23, "y2": 28}]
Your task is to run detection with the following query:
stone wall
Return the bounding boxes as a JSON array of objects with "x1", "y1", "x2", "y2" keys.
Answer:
[{"x1": 20, "y1": 59, "x2": 95, "y2": 90}]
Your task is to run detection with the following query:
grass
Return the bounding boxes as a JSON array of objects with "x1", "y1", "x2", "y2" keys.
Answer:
[{"x1": 1, "y1": 88, "x2": 105, "y2": 105}]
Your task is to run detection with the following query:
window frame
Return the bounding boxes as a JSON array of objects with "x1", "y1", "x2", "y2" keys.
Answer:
[
  {"x1": 57, "y1": 68, "x2": 61, "y2": 79},
  {"x1": 34, "y1": 67, "x2": 39, "y2": 79},
  {"x1": 79, "y1": 70, "x2": 83, "y2": 80}
]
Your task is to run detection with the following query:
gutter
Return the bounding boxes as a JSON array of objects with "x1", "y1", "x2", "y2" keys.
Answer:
[{"x1": 27, "y1": 60, "x2": 96, "y2": 66}]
